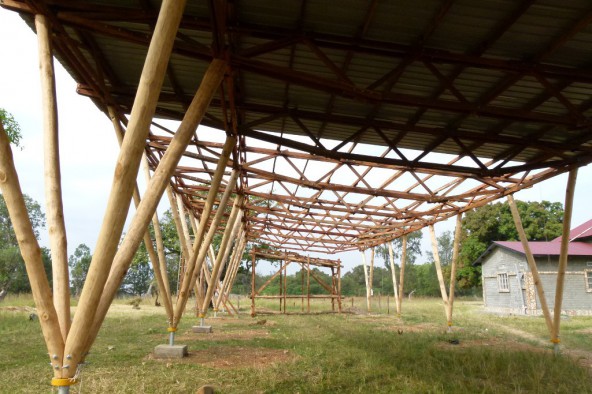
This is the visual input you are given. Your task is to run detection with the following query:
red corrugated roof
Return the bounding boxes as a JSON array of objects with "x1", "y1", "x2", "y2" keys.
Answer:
[
  {"x1": 495, "y1": 241, "x2": 592, "y2": 256},
  {"x1": 552, "y1": 219, "x2": 592, "y2": 242}
]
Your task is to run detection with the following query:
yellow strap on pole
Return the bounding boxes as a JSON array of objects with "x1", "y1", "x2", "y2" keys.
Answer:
[
  {"x1": 51, "y1": 378, "x2": 77, "y2": 387},
  {"x1": 167, "y1": 327, "x2": 177, "y2": 333}
]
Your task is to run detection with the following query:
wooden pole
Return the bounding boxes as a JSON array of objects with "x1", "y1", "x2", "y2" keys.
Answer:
[
  {"x1": 331, "y1": 267, "x2": 336, "y2": 312},
  {"x1": 301, "y1": 263, "x2": 305, "y2": 312},
  {"x1": 307, "y1": 256, "x2": 311, "y2": 313},
  {"x1": 176, "y1": 193, "x2": 193, "y2": 260},
  {"x1": 370, "y1": 247, "x2": 375, "y2": 306},
  {"x1": 552, "y1": 168, "x2": 578, "y2": 354},
  {"x1": 142, "y1": 156, "x2": 172, "y2": 299},
  {"x1": 0, "y1": 121, "x2": 65, "y2": 379},
  {"x1": 337, "y1": 262, "x2": 342, "y2": 313},
  {"x1": 201, "y1": 204, "x2": 243, "y2": 314},
  {"x1": 174, "y1": 168, "x2": 238, "y2": 323},
  {"x1": 361, "y1": 250, "x2": 371, "y2": 312},
  {"x1": 279, "y1": 260, "x2": 283, "y2": 312},
  {"x1": 388, "y1": 242, "x2": 399, "y2": 308},
  {"x1": 429, "y1": 224, "x2": 450, "y2": 325},
  {"x1": 36, "y1": 14, "x2": 70, "y2": 342},
  {"x1": 447, "y1": 214, "x2": 462, "y2": 329},
  {"x1": 65, "y1": 0, "x2": 188, "y2": 375},
  {"x1": 167, "y1": 187, "x2": 189, "y2": 281},
  {"x1": 507, "y1": 195, "x2": 554, "y2": 335},
  {"x1": 397, "y1": 235, "x2": 407, "y2": 317},
  {"x1": 251, "y1": 251, "x2": 256, "y2": 317},
  {"x1": 80, "y1": 58, "x2": 226, "y2": 360},
  {"x1": 109, "y1": 109, "x2": 174, "y2": 321},
  {"x1": 174, "y1": 137, "x2": 236, "y2": 320},
  {"x1": 216, "y1": 232, "x2": 246, "y2": 310},
  {"x1": 283, "y1": 259, "x2": 288, "y2": 313}
]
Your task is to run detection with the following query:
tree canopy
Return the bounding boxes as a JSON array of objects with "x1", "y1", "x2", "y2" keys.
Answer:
[
  {"x1": 0, "y1": 193, "x2": 51, "y2": 292},
  {"x1": 0, "y1": 108, "x2": 22, "y2": 148},
  {"x1": 457, "y1": 200, "x2": 564, "y2": 289}
]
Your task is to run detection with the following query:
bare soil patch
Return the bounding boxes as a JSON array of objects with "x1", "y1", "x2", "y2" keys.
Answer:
[
  {"x1": 434, "y1": 337, "x2": 549, "y2": 354},
  {"x1": 0, "y1": 306, "x2": 35, "y2": 313},
  {"x1": 177, "y1": 329, "x2": 270, "y2": 342},
  {"x1": 148, "y1": 346, "x2": 295, "y2": 369},
  {"x1": 380, "y1": 322, "x2": 442, "y2": 333}
]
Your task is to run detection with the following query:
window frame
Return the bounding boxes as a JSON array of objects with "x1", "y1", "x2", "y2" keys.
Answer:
[
  {"x1": 497, "y1": 272, "x2": 510, "y2": 293},
  {"x1": 585, "y1": 270, "x2": 592, "y2": 293}
]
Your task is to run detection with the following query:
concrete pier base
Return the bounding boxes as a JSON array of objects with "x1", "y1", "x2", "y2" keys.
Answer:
[
  {"x1": 192, "y1": 325, "x2": 213, "y2": 333},
  {"x1": 153, "y1": 344, "x2": 188, "y2": 359}
]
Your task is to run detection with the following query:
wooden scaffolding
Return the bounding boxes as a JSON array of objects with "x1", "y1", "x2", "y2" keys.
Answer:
[{"x1": 249, "y1": 248, "x2": 342, "y2": 316}]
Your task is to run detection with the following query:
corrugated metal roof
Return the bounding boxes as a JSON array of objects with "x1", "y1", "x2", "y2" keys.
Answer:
[
  {"x1": 494, "y1": 241, "x2": 592, "y2": 256},
  {"x1": 6, "y1": 0, "x2": 592, "y2": 252}
]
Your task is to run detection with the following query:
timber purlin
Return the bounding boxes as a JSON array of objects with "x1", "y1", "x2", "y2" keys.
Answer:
[{"x1": 4, "y1": 0, "x2": 592, "y2": 253}]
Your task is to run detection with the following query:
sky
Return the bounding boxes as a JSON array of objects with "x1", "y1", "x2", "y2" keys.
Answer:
[{"x1": 2, "y1": 8, "x2": 592, "y2": 275}]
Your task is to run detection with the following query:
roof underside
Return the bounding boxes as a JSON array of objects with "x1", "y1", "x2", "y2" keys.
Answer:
[{"x1": 5, "y1": 0, "x2": 592, "y2": 253}]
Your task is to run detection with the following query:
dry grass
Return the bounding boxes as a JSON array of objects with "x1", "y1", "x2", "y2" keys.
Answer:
[{"x1": 1, "y1": 296, "x2": 592, "y2": 393}]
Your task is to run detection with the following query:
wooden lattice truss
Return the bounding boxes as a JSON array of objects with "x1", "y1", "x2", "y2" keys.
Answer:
[
  {"x1": 2, "y1": 0, "x2": 592, "y2": 388},
  {"x1": 5, "y1": 0, "x2": 592, "y2": 254},
  {"x1": 249, "y1": 247, "x2": 342, "y2": 315}
]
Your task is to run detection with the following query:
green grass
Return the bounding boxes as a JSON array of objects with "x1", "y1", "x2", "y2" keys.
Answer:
[{"x1": 1, "y1": 296, "x2": 591, "y2": 393}]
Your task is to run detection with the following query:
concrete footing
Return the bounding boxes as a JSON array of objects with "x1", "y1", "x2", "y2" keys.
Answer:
[
  {"x1": 153, "y1": 344, "x2": 188, "y2": 359},
  {"x1": 192, "y1": 325, "x2": 213, "y2": 333}
]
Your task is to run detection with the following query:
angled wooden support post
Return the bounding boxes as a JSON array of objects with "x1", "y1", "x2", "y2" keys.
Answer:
[
  {"x1": 36, "y1": 14, "x2": 70, "y2": 342},
  {"x1": 429, "y1": 224, "x2": 450, "y2": 328},
  {"x1": 0, "y1": 121, "x2": 65, "y2": 380},
  {"x1": 447, "y1": 214, "x2": 462, "y2": 330},
  {"x1": 167, "y1": 187, "x2": 189, "y2": 284},
  {"x1": 108, "y1": 108, "x2": 174, "y2": 323},
  {"x1": 142, "y1": 156, "x2": 172, "y2": 299},
  {"x1": 201, "y1": 202, "x2": 244, "y2": 315},
  {"x1": 370, "y1": 248, "x2": 375, "y2": 306},
  {"x1": 173, "y1": 169, "x2": 238, "y2": 324},
  {"x1": 65, "y1": 0, "x2": 189, "y2": 375},
  {"x1": 508, "y1": 195, "x2": 554, "y2": 336},
  {"x1": 387, "y1": 241, "x2": 399, "y2": 312},
  {"x1": 301, "y1": 263, "x2": 305, "y2": 312},
  {"x1": 251, "y1": 250, "x2": 257, "y2": 317},
  {"x1": 361, "y1": 250, "x2": 371, "y2": 312},
  {"x1": 174, "y1": 140, "x2": 236, "y2": 322},
  {"x1": 215, "y1": 231, "x2": 246, "y2": 311},
  {"x1": 552, "y1": 168, "x2": 578, "y2": 355},
  {"x1": 80, "y1": 58, "x2": 227, "y2": 358},
  {"x1": 397, "y1": 235, "x2": 408, "y2": 317}
]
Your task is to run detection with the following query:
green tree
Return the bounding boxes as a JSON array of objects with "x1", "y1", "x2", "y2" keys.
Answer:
[
  {"x1": 458, "y1": 200, "x2": 564, "y2": 289},
  {"x1": 0, "y1": 108, "x2": 22, "y2": 147},
  {"x1": 375, "y1": 230, "x2": 423, "y2": 269},
  {"x1": 121, "y1": 240, "x2": 154, "y2": 296},
  {"x1": 0, "y1": 194, "x2": 50, "y2": 293},
  {"x1": 69, "y1": 244, "x2": 91, "y2": 296}
]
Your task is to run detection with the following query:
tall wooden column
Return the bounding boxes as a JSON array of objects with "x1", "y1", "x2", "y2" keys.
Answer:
[
  {"x1": 36, "y1": 14, "x2": 70, "y2": 342},
  {"x1": 552, "y1": 169, "x2": 578, "y2": 354},
  {"x1": 447, "y1": 214, "x2": 462, "y2": 329},
  {"x1": 0, "y1": 119, "x2": 64, "y2": 380},
  {"x1": 81, "y1": 58, "x2": 227, "y2": 359},
  {"x1": 387, "y1": 242, "x2": 399, "y2": 312},
  {"x1": 429, "y1": 224, "x2": 450, "y2": 326},
  {"x1": 361, "y1": 250, "x2": 371, "y2": 312},
  {"x1": 108, "y1": 109, "x2": 173, "y2": 323},
  {"x1": 251, "y1": 251, "x2": 256, "y2": 317},
  {"x1": 397, "y1": 235, "x2": 408, "y2": 317},
  {"x1": 508, "y1": 195, "x2": 554, "y2": 335},
  {"x1": 65, "y1": 0, "x2": 188, "y2": 376}
]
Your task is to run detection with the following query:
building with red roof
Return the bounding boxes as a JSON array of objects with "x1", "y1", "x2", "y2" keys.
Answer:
[{"x1": 475, "y1": 219, "x2": 592, "y2": 315}]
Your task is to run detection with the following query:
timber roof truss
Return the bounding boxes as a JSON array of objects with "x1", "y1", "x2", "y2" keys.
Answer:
[{"x1": 5, "y1": 0, "x2": 592, "y2": 254}]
